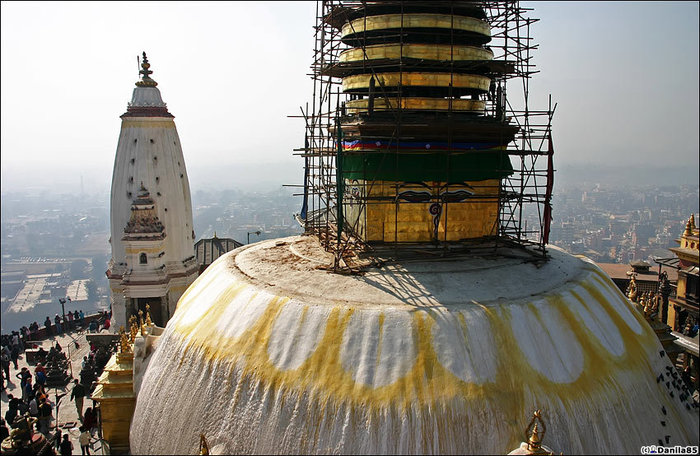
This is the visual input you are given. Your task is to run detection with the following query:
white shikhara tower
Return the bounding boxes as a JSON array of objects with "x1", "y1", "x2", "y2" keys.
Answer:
[{"x1": 107, "y1": 53, "x2": 198, "y2": 329}]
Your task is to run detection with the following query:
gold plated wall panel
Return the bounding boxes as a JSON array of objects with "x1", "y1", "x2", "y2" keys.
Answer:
[
  {"x1": 342, "y1": 14, "x2": 490, "y2": 38},
  {"x1": 345, "y1": 97, "x2": 484, "y2": 113},
  {"x1": 100, "y1": 398, "x2": 135, "y2": 448},
  {"x1": 342, "y1": 72, "x2": 491, "y2": 91},
  {"x1": 339, "y1": 43, "x2": 493, "y2": 63},
  {"x1": 346, "y1": 180, "x2": 500, "y2": 242}
]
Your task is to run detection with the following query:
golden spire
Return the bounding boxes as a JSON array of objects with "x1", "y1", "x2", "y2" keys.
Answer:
[
  {"x1": 690, "y1": 214, "x2": 696, "y2": 231},
  {"x1": 529, "y1": 423, "x2": 542, "y2": 450},
  {"x1": 684, "y1": 217, "x2": 693, "y2": 237},
  {"x1": 135, "y1": 52, "x2": 158, "y2": 88},
  {"x1": 199, "y1": 434, "x2": 210, "y2": 455},
  {"x1": 643, "y1": 293, "x2": 652, "y2": 316},
  {"x1": 524, "y1": 410, "x2": 553, "y2": 455},
  {"x1": 145, "y1": 304, "x2": 154, "y2": 327},
  {"x1": 627, "y1": 276, "x2": 638, "y2": 302},
  {"x1": 129, "y1": 315, "x2": 139, "y2": 342},
  {"x1": 651, "y1": 293, "x2": 660, "y2": 313},
  {"x1": 138, "y1": 309, "x2": 146, "y2": 336},
  {"x1": 119, "y1": 326, "x2": 132, "y2": 354}
]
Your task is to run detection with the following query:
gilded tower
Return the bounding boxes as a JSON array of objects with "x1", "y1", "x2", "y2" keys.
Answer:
[
  {"x1": 332, "y1": 3, "x2": 517, "y2": 243},
  {"x1": 300, "y1": 1, "x2": 555, "y2": 271},
  {"x1": 107, "y1": 53, "x2": 198, "y2": 329}
]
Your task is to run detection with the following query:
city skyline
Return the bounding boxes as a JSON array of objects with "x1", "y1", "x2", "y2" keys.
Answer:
[{"x1": 1, "y1": 1, "x2": 698, "y2": 195}]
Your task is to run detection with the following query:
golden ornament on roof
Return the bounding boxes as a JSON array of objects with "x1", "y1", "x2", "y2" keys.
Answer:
[
  {"x1": 135, "y1": 51, "x2": 158, "y2": 88},
  {"x1": 145, "y1": 304, "x2": 154, "y2": 327},
  {"x1": 138, "y1": 310, "x2": 146, "y2": 336},
  {"x1": 119, "y1": 326, "x2": 132, "y2": 354},
  {"x1": 627, "y1": 276, "x2": 638, "y2": 302},
  {"x1": 199, "y1": 434, "x2": 210, "y2": 455},
  {"x1": 129, "y1": 315, "x2": 138, "y2": 342},
  {"x1": 684, "y1": 218, "x2": 693, "y2": 237},
  {"x1": 524, "y1": 410, "x2": 554, "y2": 455}
]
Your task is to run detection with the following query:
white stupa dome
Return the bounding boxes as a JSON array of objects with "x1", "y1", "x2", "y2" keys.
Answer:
[{"x1": 130, "y1": 235, "x2": 698, "y2": 454}]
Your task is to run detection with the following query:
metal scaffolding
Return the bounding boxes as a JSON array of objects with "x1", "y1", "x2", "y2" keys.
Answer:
[{"x1": 295, "y1": 1, "x2": 556, "y2": 272}]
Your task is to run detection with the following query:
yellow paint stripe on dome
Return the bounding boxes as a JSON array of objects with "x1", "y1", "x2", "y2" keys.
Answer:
[
  {"x1": 341, "y1": 14, "x2": 490, "y2": 39},
  {"x1": 589, "y1": 274, "x2": 647, "y2": 335},
  {"x1": 167, "y1": 276, "x2": 658, "y2": 410},
  {"x1": 146, "y1": 269, "x2": 684, "y2": 454},
  {"x1": 342, "y1": 72, "x2": 491, "y2": 91},
  {"x1": 339, "y1": 43, "x2": 493, "y2": 63},
  {"x1": 376, "y1": 313, "x2": 385, "y2": 372},
  {"x1": 432, "y1": 307, "x2": 497, "y2": 384},
  {"x1": 563, "y1": 288, "x2": 625, "y2": 357},
  {"x1": 345, "y1": 97, "x2": 485, "y2": 113}
]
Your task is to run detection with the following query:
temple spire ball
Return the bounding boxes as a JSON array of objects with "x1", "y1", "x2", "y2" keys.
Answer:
[{"x1": 136, "y1": 52, "x2": 158, "y2": 88}]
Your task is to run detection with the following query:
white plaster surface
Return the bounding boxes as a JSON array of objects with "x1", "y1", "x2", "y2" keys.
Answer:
[
  {"x1": 340, "y1": 309, "x2": 417, "y2": 387},
  {"x1": 508, "y1": 300, "x2": 584, "y2": 383},
  {"x1": 130, "y1": 236, "x2": 699, "y2": 455},
  {"x1": 268, "y1": 300, "x2": 331, "y2": 371},
  {"x1": 593, "y1": 275, "x2": 644, "y2": 334},
  {"x1": 216, "y1": 286, "x2": 273, "y2": 340},
  {"x1": 565, "y1": 286, "x2": 625, "y2": 357},
  {"x1": 232, "y1": 237, "x2": 587, "y2": 308},
  {"x1": 431, "y1": 306, "x2": 497, "y2": 384},
  {"x1": 129, "y1": 87, "x2": 166, "y2": 107}
]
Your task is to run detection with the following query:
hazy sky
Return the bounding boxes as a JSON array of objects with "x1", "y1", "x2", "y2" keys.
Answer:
[{"x1": 1, "y1": 1, "x2": 698, "y2": 194}]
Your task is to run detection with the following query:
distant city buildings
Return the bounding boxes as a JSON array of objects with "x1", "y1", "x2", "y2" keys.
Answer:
[{"x1": 540, "y1": 183, "x2": 698, "y2": 264}]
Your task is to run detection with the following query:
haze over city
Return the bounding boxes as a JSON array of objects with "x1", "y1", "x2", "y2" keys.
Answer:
[
  {"x1": 1, "y1": 3, "x2": 699, "y2": 453},
  {"x1": 1, "y1": 1, "x2": 698, "y2": 195}
]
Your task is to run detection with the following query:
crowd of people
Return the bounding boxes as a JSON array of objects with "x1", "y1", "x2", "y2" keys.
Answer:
[
  {"x1": 1, "y1": 309, "x2": 94, "y2": 356},
  {"x1": 1, "y1": 309, "x2": 114, "y2": 454}
]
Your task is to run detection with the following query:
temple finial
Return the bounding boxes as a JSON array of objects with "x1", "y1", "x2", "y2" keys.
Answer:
[
  {"x1": 684, "y1": 218, "x2": 693, "y2": 237},
  {"x1": 136, "y1": 51, "x2": 158, "y2": 87},
  {"x1": 524, "y1": 410, "x2": 550, "y2": 454}
]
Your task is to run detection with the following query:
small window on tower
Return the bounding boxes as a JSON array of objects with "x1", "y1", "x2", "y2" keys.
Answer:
[
  {"x1": 130, "y1": 158, "x2": 135, "y2": 165},
  {"x1": 150, "y1": 139, "x2": 154, "y2": 143},
  {"x1": 156, "y1": 177, "x2": 159, "y2": 183},
  {"x1": 134, "y1": 139, "x2": 137, "y2": 144},
  {"x1": 157, "y1": 192, "x2": 161, "y2": 196},
  {"x1": 139, "y1": 253, "x2": 147, "y2": 264}
]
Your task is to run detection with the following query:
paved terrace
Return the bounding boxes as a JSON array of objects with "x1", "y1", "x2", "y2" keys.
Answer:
[{"x1": 1, "y1": 318, "x2": 116, "y2": 454}]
